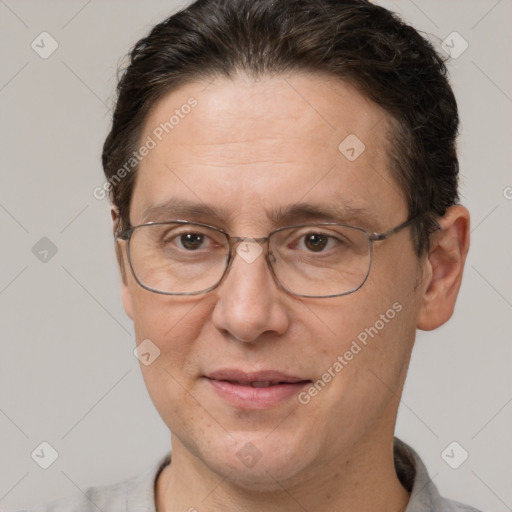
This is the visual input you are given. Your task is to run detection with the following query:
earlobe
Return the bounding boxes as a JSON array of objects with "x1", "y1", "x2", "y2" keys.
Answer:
[
  {"x1": 119, "y1": 234, "x2": 134, "y2": 320},
  {"x1": 121, "y1": 279, "x2": 134, "y2": 320},
  {"x1": 417, "y1": 205, "x2": 470, "y2": 331}
]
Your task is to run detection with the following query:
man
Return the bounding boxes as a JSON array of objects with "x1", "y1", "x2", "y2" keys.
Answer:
[{"x1": 35, "y1": 0, "x2": 479, "y2": 510}]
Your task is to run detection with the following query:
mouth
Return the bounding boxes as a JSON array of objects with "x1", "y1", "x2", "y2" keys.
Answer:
[
  {"x1": 204, "y1": 369, "x2": 312, "y2": 409},
  {"x1": 230, "y1": 380, "x2": 299, "y2": 387}
]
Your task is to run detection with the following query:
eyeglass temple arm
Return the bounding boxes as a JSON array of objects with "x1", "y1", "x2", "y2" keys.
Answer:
[{"x1": 369, "y1": 215, "x2": 423, "y2": 242}]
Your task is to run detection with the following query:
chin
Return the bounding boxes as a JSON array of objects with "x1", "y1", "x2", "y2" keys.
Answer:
[{"x1": 195, "y1": 430, "x2": 317, "y2": 492}]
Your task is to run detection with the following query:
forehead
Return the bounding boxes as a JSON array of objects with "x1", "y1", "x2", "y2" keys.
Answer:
[{"x1": 131, "y1": 73, "x2": 406, "y2": 230}]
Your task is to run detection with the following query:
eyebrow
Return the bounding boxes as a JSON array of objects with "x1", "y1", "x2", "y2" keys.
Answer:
[
  {"x1": 139, "y1": 198, "x2": 376, "y2": 229},
  {"x1": 268, "y1": 202, "x2": 375, "y2": 227}
]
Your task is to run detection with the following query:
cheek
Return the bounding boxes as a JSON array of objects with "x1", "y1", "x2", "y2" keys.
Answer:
[
  {"x1": 301, "y1": 248, "x2": 420, "y2": 411},
  {"x1": 297, "y1": 295, "x2": 415, "y2": 450},
  {"x1": 129, "y1": 287, "x2": 211, "y2": 381},
  {"x1": 131, "y1": 291, "x2": 212, "y2": 356}
]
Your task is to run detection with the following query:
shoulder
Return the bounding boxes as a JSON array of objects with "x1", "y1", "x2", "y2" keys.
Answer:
[
  {"x1": 18, "y1": 479, "x2": 128, "y2": 512},
  {"x1": 18, "y1": 452, "x2": 171, "y2": 512},
  {"x1": 440, "y1": 497, "x2": 484, "y2": 512}
]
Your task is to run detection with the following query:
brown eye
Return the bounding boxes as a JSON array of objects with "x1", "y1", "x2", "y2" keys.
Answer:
[
  {"x1": 179, "y1": 233, "x2": 205, "y2": 250},
  {"x1": 304, "y1": 233, "x2": 329, "y2": 252}
]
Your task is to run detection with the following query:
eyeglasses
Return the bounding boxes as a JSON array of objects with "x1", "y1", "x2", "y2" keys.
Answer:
[{"x1": 116, "y1": 216, "x2": 418, "y2": 298}]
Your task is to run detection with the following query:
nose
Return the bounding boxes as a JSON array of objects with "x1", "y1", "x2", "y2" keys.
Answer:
[{"x1": 211, "y1": 240, "x2": 290, "y2": 343}]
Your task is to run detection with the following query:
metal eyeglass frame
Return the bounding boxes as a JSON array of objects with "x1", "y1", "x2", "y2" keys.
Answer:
[{"x1": 116, "y1": 215, "x2": 420, "y2": 299}]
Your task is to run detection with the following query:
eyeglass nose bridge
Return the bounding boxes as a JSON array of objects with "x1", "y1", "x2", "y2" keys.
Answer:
[
  {"x1": 226, "y1": 235, "x2": 273, "y2": 264},
  {"x1": 217, "y1": 235, "x2": 282, "y2": 295}
]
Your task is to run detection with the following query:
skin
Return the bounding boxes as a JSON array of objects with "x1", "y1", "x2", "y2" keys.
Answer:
[{"x1": 114, "y1": 72, "x2": 470, "y2": 512}]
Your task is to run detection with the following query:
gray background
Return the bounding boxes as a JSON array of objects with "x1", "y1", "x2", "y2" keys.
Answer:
[{"x1": 0, "y1": 1, "x2": 510, "y2": 510}]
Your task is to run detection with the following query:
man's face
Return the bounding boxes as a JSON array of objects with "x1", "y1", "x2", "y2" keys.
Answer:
[{"x1": 119, "y1": 73, "x2": 427, "y2": 489}]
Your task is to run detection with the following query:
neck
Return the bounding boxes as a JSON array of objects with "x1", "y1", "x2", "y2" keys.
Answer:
[{"x1": 155, "y1": 433, "x2": 410, "y2": 512}]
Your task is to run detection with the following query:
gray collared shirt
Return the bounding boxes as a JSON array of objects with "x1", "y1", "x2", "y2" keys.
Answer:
[{"x1": 24, "y1": 438, "x2": 483, "y2": 511}]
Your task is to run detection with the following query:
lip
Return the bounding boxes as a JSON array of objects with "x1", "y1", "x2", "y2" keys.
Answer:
[{"x1": 205, "y1": 369, "x2": 311, "y2": 410}]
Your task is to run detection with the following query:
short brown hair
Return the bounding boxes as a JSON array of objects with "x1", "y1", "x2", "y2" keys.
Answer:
[{"x1": 102, "y1": 0, "x2": 459, "y2": 255}]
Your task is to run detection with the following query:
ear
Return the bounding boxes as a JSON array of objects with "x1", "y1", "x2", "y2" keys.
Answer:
[
  {"x1": 417, "y1": 205, "x2": 470, "y2": 331},
  {"x1": 111, "y1": 208, "x2": 134, "y2": 320},
  {"x1": 121, "y1": 277, "x2": 134, "y2": 320}
]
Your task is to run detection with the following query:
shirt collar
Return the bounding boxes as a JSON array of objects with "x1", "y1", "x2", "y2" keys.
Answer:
[{"x1": 394, "y1": 437, "x2": 446, "y2": 512}]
